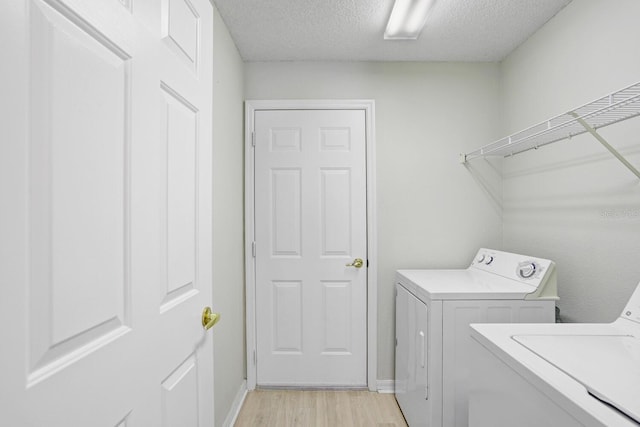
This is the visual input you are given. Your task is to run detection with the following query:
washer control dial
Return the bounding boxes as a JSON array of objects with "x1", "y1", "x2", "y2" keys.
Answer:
[
  {"x1": 518, "y1": 261, "x2": 537, "y2": 279},
  {"x1": 485, "y1": 256, "x2": 494, "y2": 265},
  {"x1": 477, "y1": 255, "x2": 485, "y2": 263}
]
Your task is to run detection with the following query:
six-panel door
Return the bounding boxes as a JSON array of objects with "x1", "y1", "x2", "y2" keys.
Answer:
[
  {"x1": 254, "y1": 109, "x2": 368, "y2": 387},
  {"x1": 0, "y1": 0, "x2": 214, "y2": 425}
]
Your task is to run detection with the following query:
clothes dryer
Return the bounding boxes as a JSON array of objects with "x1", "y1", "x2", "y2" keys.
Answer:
[
  {"x1": 468, "y1": 280, "x2": 640, "y2": 427},
  {"x1": 395, "y1": 248, "x2": 558, "y2": 427}
]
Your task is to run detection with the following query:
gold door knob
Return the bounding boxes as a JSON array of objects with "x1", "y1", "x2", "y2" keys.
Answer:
[
  {"x1": 345, "y1": 258, "x2": 364, "y2": 268},
  {"x1": 202, "y1": 307, "x2": 220, "y2": 330}
]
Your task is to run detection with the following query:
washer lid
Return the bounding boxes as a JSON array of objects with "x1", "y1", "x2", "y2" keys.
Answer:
[
  {"x1": 513, "y1": 334, "x2": 640, "y2": 424},
  {"x1": 396, "y1": 269, "x2": 538, "y2": 300}
]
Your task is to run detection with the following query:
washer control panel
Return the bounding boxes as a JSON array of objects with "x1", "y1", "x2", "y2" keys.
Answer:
[
  {"x1": 470, "y1": 248, "x2": 554, "y2": 287},
  {"x1": 517, "y1": 261, "x2": 538, "y2": 279},
  {"x1": 475, "y1": 254, "x2": 494, "y2": 265}
]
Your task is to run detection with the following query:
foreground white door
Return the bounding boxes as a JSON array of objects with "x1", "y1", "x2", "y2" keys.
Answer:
[
  {"x1": 253, "y1": 109, "x2": 368, "y2": 387},
  {"x1": 0, "y1": 0, "x2": 214, "y2": 425}
]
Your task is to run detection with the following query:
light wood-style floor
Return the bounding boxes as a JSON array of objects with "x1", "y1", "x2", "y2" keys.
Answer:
[{"x1": 234, "y1": 390, "x2": 407, "y2": 427}]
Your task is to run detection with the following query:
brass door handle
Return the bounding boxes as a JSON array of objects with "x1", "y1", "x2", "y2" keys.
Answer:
[
  {"x1": 345, "y1": 258, "x2": 364, "y2": 268},
  {"x1": 202, "y1": 307, "x2": 220, "y2": 330}
]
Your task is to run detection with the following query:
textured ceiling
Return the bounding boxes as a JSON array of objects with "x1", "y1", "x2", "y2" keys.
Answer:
[{"x1": 212, "y1": 0, "x2": 572, "y2": 62}]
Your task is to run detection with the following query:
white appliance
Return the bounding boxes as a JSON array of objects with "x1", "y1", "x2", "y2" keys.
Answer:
[
  {"x1": 468, "y1": 281, "x2": 640, "y2": 427},
  {"x1": 395, "y1": 248, "x2": 559, "y2": 427}
]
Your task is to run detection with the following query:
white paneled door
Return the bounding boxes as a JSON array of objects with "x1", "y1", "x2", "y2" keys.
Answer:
[
  {"x1": 0, "y1": 0, "x2": 214, "y2": 425},
  {"x1": 254, "y1": 110, "x2": 368, "y2": 387}
]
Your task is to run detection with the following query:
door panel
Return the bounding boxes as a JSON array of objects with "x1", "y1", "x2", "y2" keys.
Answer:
[
  {"x1": 272, "y1": 281, "x2": 303, "y2": 352},
  {"x1": 160, "y1": 82, "x2": 199, "y2": 307},
  {"x1": 321, "y1": 280, "x2": 352, "y2": 353},
  {"x1": 320, "y1": 169, "x2": 352, "y2": 255},
  {"x1": 254, "y1": 109, "x2": 367, "y2": 387},
  {"x1": 28, "y1": 0, "x2": 132, "y2": 383},
  {"x1": 161, "y1": 355, "x2": 200, "y2": 427},
  {"x1": 161, "y1": 0, "x2": 200, "y2": 70},
  {"x1": 271, "y1": 168, "x2": 302, "y2": 256},
  {"x1": 0, "y1": 0, "x2": 214, "y2": 424}
]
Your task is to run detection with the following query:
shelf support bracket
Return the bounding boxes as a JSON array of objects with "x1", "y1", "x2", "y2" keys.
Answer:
[{"x1": 570, "y1": 112, "x2": 640, "y2": 179}]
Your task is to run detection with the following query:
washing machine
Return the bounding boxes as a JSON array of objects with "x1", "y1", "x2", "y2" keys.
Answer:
[
  {"x1": 395, "y1": 248, "x2": 559, "y2": 427},
  {"x1": 468, "y1": 280, "x2": 640, "y2": 427}
]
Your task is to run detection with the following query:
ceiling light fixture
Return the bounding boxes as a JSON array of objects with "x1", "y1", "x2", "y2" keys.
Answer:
[{"x1": 384, "y1": 0, "x2": 435, "y2": 40}]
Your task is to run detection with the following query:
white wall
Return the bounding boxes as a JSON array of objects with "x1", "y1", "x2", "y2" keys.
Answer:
[
  {"x1": 244, "y1": 62, "x2": 503, "y2": 380},
  {"x1": 500, "y1": 0, "x2": 640, "y2": 322},
  {"x1": 212, "y1": 6, "x2": 245, "y2": 426}
]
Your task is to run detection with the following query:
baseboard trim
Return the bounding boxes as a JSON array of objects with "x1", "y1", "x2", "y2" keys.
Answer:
[
  {"x1": 376, "y1": 380, "x2": 395, "y2": 394},
  {"x1": 222, "y1": 379, "x2": 248, "y2": 427}
]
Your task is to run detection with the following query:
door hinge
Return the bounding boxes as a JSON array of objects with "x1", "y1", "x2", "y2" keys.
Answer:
[
  {"x1": 251, "y1": 131, "x2": 256, "y2": 147},
  {"x1": 252, "y1": 241, "x2": 256, "y2": 258},
  {"x1": 253, "y1": 350, "x2": 257, "y2": 366},
  {"x1": 366, "y1": 259, "x2": 369, "y2": 268}
]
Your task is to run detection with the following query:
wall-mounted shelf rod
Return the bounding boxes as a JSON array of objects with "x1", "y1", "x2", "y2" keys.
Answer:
[{"x1": 460, "y1": 81, "x2": 640, "y2": 179}]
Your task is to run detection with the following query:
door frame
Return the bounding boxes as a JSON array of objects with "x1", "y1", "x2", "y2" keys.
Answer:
[{"x1": 244, "y1": 99, "x2": 377, "y2": 391}]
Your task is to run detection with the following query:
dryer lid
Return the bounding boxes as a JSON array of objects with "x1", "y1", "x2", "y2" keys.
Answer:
[{"x1": 513, "y1": 334, "x2": 640, "y2": 424}]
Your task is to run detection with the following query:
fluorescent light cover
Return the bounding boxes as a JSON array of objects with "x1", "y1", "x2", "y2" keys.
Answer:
[{"x1": 384, "y1": 0, "x2": 434, "y2": 40}]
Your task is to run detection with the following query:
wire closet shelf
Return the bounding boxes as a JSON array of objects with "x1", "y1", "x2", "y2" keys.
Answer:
[{"x1": 461, "y1": 81, "x2": 640, "y2": 168}]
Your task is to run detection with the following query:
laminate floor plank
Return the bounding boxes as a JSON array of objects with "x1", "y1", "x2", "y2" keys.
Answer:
[{"x1": 234, "y1": 390, "x2": 407, "y2": 427}]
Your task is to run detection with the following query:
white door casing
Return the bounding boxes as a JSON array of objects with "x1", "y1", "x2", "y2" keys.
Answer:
[
  {"x1": 0, "y1": 0, "x2": 214, "y2": 425},
  {"x1": 244, "y1": 101, "x2": 377, "y2": 390}
]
